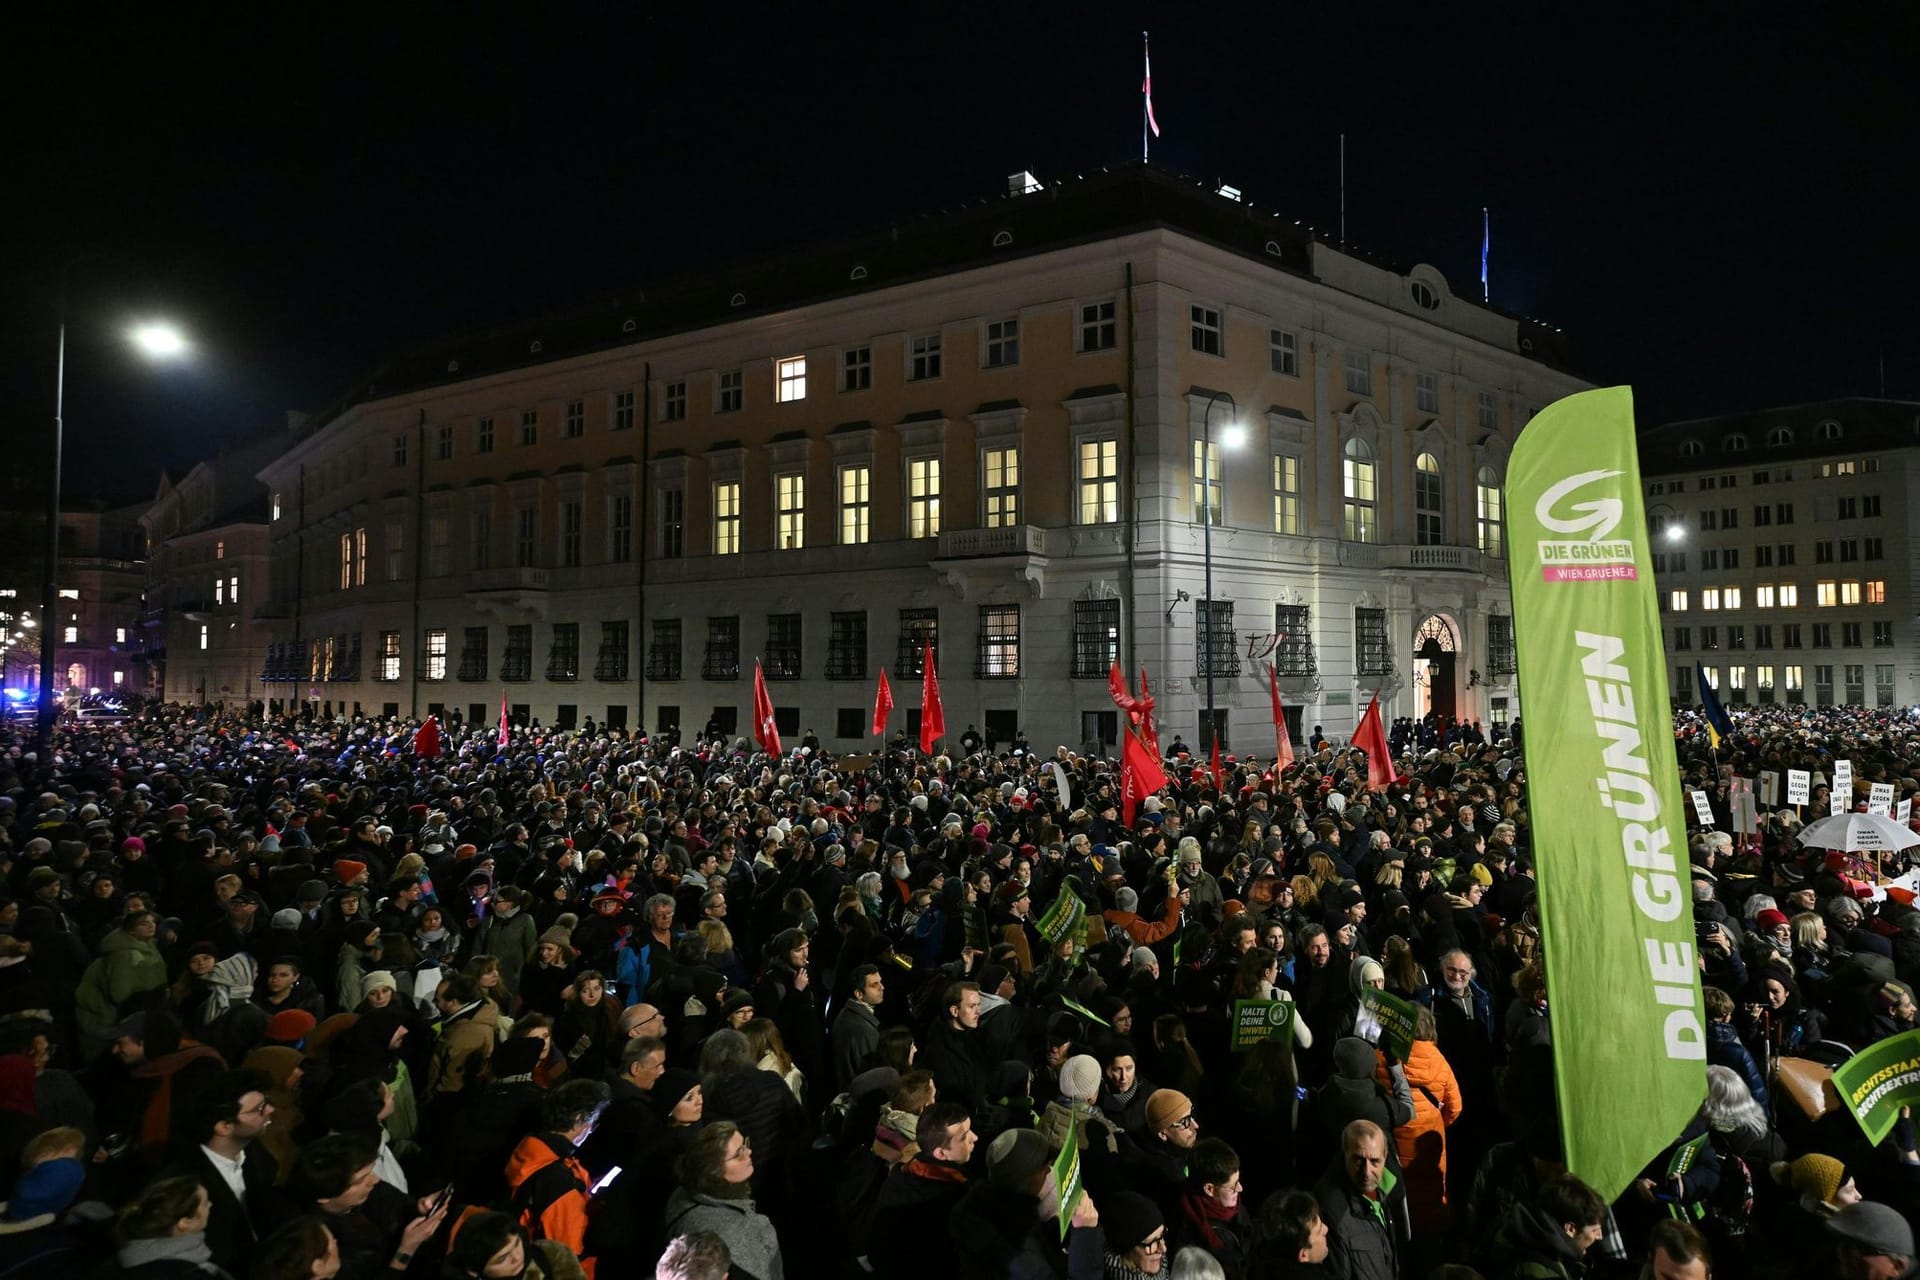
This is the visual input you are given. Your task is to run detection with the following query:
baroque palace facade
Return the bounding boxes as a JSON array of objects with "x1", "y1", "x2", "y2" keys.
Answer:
[{"x1": 254, "y1": 164, "x2": 1588, "y2": 752}]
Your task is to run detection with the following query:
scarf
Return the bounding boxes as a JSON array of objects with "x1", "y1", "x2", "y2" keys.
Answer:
[
  {"x1": 1105, "y1": 1079, "x2": 1140, "y2": 1109},
  {"x1": 418, "y1": 925, "x2": 449, "y2": 944},
  {"x1": 117, "y1": 1232, "x2": 229, "y2": 1279},
  {"x1": 904, "y1": 1155, "x2": 968, "y2": 1184},
  {"x1": 1178, "y1": 1189, "x2": 1237, "y2": 1251}
]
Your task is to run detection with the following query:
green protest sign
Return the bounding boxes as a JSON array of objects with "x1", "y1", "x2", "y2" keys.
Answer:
[
  {"x1": 1507, "y1": 387, "x2": 1707, "y2": 1200},
  {"x1": 1054, "y1": 1111, "x2": 1084, "y2": 1239},
  {"x1": 1230, "y1": 998, "x2": 1295, "y2": 1053},
  {"x1": 1831, "y1": 1028, "x2": 1920, "y2": 1145},
  {"x1": 1356, "y1": 988, "x2": 1417, "y2": 1062},
  {"x1": 1036, "y1": 887, "x2": 1086, "y2": 944},
  {"x1": 1059, "y1": 993, "x2": 1109, "y2": 1029}
]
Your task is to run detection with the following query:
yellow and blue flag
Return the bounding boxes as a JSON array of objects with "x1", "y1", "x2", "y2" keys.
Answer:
[{"x1": 1695, "y1": 661, "x2": 1732, "y2": 750}]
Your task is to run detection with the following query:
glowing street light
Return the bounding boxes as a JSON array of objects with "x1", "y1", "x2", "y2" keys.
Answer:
[{"x1": 40, "y1": 261, "x2": 191, "y2": 747}]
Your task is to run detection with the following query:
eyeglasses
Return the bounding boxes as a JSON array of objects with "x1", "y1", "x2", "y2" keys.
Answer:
[
  {"x1": 726, "y1": 1139, "x2": 753, "y2": 1160},
  {"x1": 1170, "y1": 1114, "x2": 1197, "y2": 1131},
  {"x1": 1138, "y1": 1233, "x2": 1168, "y2": 1252}
]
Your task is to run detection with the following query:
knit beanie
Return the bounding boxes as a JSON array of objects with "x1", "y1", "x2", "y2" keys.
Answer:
[
  {"x1": 1144, "y1": 1088, "x2": 1192, "y2": 1135},
  {"x1": 538, "y1": 925, "x2": 573, "y2": 949},
  {"x1": 1114, "y1": 886, "x2": 1139, "y2": 914},
  {"x1": 271, "y1": 908, "x2": 303, "y2": 930},
  {"x1": 1333, "y1": 1037, "x2": 1377, "y2": 1080},
  {"x1": 1101, "y1": 1190, "x2": 1164, "y2": 1252},
  {"x1": 266, "y1": 1009, "x2": 317, "y2": 1045},
  {"x1": 987, "y1": 1128, "x2": 1052, "y2": 1193},
  {"x1": 1782, "y1": 1153, "x2": 1848, "y2": 1206},
  {"x1": 361, "y1": 970, "x2": 397, "y2": 995},
  {"x1": 297, "y1": 879, "x2": 328, "y2": 905},
  {"x1": 3, "y1": 1156, "x2": 85, "y2": 1221},
  {"x1": 651, "y1": 1068, "x2": 701, "y2": 1117},
  {"x1": 1130, "y1": 946, "x2": 1157, "y2": 972},
  {"x1": 1058, "y1": 1054, "x2": 1101, "y2": 1103},
  {"x1": 333, "y1": 859, "x2": 368, "y2": 885},
  {"x1": 1755, "y1": 908, "x2": 1790, "y2": 931}
]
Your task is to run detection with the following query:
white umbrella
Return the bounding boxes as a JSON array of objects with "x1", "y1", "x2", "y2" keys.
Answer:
[{"x1": 1794, "y1": 812, "x2": 1920, "y2": 854}]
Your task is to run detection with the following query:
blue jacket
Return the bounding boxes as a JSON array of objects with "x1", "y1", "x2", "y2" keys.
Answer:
[{"x1": 1706, "y1": 1019, "x2": 1770, "y2": 1109}]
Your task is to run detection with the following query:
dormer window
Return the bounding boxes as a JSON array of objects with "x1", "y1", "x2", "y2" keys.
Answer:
[
  {"x1": 1817, "y1": 419, "x2": 1843, "y2": 441},
  {"x1": 1767, "y1": 426, "x2": 1794, "y2": 447},
  {"x1": 1722, "y1": 433, "x2": 1748, "y2": 453},
  {"x1": 1680, "y1": 439, "x2": 1705, "y2": 459}
]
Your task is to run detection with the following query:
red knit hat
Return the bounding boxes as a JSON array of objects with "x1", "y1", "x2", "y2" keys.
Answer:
[
  {"x1": 1755, "y1": 908, "x2": 1790, "y2": 930},
  {"x1": 266, "y1": 1009, "x2": 316, "y2": 1044},
  {"x1": 333, "y1": 859, "x2": 368, "y2": 886}
]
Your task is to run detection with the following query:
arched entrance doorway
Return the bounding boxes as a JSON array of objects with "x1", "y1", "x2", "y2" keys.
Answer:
[{"x1": 1413, "y1": 616, "x2": 1458, "y2": 724}]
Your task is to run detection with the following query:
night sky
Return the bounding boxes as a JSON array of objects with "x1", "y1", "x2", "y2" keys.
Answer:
[{"x1": 5, "y1": 7, "x2": 1915, "y2": 504}]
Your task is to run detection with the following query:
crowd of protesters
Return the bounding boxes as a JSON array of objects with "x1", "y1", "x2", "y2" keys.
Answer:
[{"x1": 0, "y1": 697, "x2": 1918, "y2": 1280}]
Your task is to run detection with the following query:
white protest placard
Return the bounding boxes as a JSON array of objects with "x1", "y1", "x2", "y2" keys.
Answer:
[
  {"x1": 1870, "y1": 783, "x2": 1896, "y2": 816},
  {"x1": 1835, "y1": 759, "x2": 1854, "y2": 794},
  {"x1": 1872, "y1": 869, "x2": 1920, "y2": 903},
  {"x1": 1690, "y1": 789, "x2": 1715, "y2": 827},
  {"x1": 1759, "y1": 770, "x2": 1780, "y2": 807},
  {"x1": 1832, "y1": 787, "x2": 1848, "y2": 817},
  {"x1": 1786, "y1": 769, "x2": 1811, "y2": 806},
  {"x1": 1731, "y1": 777, "x2": 1759, "y2": 834},
  {"x1": 1900, "y1": 798, "x2": 1914, "y2": 824}
]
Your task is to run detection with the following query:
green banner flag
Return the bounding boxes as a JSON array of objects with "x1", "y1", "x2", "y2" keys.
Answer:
[
  {"x1": 1054, "y1": 1111, "x2": 1084, "y2": 1239},
  {"x1": 1507, "y1": 386, "x2": 1706, "y2": 1202},
  {"x1": 1831, "y1": 1028, "x2": 1920, "y2": 1145},
  {"x1": 1230, "y1": 998, "x2": 1295, "y2": 1052},
  {"x1": 1356, "y1": 988, "x2": 1417, "y2": 1062},
  {"x1": 1037, "y1": 885, "x2": 1087, "y2": 945}
]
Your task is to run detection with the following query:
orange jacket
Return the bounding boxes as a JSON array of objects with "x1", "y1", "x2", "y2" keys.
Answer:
[
  {"x1": 505, "y1": 1132, "x2": 594, "y2": 1277},
  {"x1": 1374, "y1": 1040, "x2": 1464, "y2": 1228},
  {"x1": 1102, "y1": 891, "x2": 1182, "y2": 945}
]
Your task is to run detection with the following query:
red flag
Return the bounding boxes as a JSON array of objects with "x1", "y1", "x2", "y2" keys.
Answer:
[
  {"x1": 1137, "y1": 665, "x2": 1160, "y2": 755},
  {"x1": 1121, "y1": 727, "x2": 1167, "y2": 826},
  {"x1": 1143, "y1": 35, "x2": 1161, "y2": 138},
  {"x1": 752, "y1": 660, "x2": 782, "y2": 756},
  {"x1": 413, "y1": 715, "x2": 442, "y2": 760},
  {"x1": 1353, "y1": 692, "x2": 1394, "y2": 790},
  {"x1": 1210, "y1": 734, "x2": 1225, "y2": 794},
  {"x1": 872, "y1": 668, "x2": 894, "y2": 738},
  {"x1": 1267, "y1": 663, "x2": 1294, "y2": 771},
  {"x1": 497, "y1": 691, "x2": 509, "y2": 748},
  {"x1": 920, "y1": 643, "x2": 945, "y2": 755}
]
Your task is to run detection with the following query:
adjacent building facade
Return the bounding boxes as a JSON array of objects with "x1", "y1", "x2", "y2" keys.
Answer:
[
  {"x1": 254, "y1": 164, "x2": 1589, "y2": 750},
  {"x1": 1641, "y1": 397, "x2": 1920, "y2": 710},
  {"x1": 140, "y1": 433, "x2": 284, "y2": 708},
  {"x1": 46, "y1": 502, "x2": 149, "y2": 699}
]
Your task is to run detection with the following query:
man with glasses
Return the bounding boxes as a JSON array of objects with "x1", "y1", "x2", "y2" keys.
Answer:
[
  {"x1": 1135, "y1": 1089, "x2": 1200, "y2": 1208},
  {"x1": 169, "y1": 1067, "x2": 286, "y2": 1276},
  {"x1": 1100, "y1": 1190, "x2": 1169, "y2": 1277}
]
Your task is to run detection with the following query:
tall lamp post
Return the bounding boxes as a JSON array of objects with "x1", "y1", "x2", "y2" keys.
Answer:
[
  {"x1": 1199, "y1": 389, "x2": 1247, "y2": 749},
  {"x1": 40, "y1": 264, "x2": 188, "y2": 750}
]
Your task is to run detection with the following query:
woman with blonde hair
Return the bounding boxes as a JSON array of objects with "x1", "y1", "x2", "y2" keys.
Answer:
[
  {"x1": 699, "y1": 919, "x2": 747, "y2": 987},
  {"x1": 662, "y1": 1121, "x2": 783, "y2": 1280},
  {"x1": 742, "y1": 1017, "x2": 805, "y2": 1104},
  {"x1": 1290, "y1": 875, "x2": 1320, "y2": 914}
]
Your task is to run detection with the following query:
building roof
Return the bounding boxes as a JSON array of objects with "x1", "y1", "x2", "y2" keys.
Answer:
[
  {"x1": 1639, "y1": 396, "x2": 1920, "y2": 474},
  {"x1": 293, "y1": 162, "x2": 1579, "y2": 436}
]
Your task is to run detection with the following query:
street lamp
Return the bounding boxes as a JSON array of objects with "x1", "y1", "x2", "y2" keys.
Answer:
[
  {"x1": 39, "y1": 270, "x2": 189, "y2": 749},
  {"x1": 1200, "y1": 390, "x2": 1245, "y2": 753}
]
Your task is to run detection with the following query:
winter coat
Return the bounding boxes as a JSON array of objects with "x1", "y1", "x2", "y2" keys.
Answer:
[
  {"x1": 1373, "y1": 1040, "x2": 1463, "y2": 1230},
  {"x1": 425, "y1": 999, "x2": 500, "y2": 1097},
  {"x1": 480, "y1": 906, "x2": 540, "y2": 995},
  {"x1": 74, "y1": 928, "x2": 169, "y2": 1050},
  {"x1": 503, "y1": 1132, "x2": 593, "y2": 1275},
  {"x1": 660, "y1": 1187, "x2": 784, "y2": 1280},
  {"x1": 1314, "y1": 1164, "x2": 1409, "y2": 1280},
  {"x1": 702, "y1": 1067, "x2": 807, "y2": 1198}
]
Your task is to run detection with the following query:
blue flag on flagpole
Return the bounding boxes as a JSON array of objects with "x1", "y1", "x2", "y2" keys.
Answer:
[{"x1": 1480, "y1": 208, "x2": 1490, "y2": 303}]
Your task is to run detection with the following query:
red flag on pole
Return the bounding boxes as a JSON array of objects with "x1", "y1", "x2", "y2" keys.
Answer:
[
  {"x1": 1121, "y1": 726, "x2": 1167, "y2": 827},
  {"x1": 752, "y1": 660, "x2": 782, "y2": 756},
  {"x1": 497, "y1": 691, "x2": 509, "y2": 748},
  {"x1": 920, "y1": 644, "x2": 945, "y2": 755},
  {"x1": 872, "y1": 668, "x2": 894, "y2": 738},
  {"x1": 412, "y1": 715, "x2": 441, "y2": 760},
  {"x1": 1267, "y1": 663, "x2": 1294, "y2": 771},
  {"x1": 1353, "y1": 691, "x2": 1394, "y2": 790},
  {"x1": 1210, "y1": 734, "x2": 1225, "y2": 794},
  {"x1": 1137, "y1": 665, "x2": 1160, "y2": 756}
]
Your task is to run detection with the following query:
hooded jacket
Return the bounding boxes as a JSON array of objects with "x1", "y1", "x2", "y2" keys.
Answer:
[{"x1": 74, "y1": 927, "x2": 169, "y2": 1046}]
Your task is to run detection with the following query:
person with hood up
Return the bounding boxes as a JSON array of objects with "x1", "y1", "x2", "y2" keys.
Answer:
[
  {"x1": 1312, "y1": 1037, "x2": 1413, "y2": 1180},
  {"x1": 0, "y1": 1153, "x2": 93, "y2": 1280},
  {"x1": 74, "y1": 911, "x2": 170, "y2": 1057},
  {"x1": 1482, "y1": 1172, "x2": 1606, "y2": 1280}
]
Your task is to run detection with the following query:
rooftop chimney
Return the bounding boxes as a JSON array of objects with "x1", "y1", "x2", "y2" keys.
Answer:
[{"x1": 1008, "y1": 170, "x2": 1042, "y2": 196}]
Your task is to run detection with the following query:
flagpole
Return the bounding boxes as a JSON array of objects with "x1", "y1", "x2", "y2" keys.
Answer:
[
  {"x1": 1481, "y1": 207, "x2": 1490, "y2": 303},
  {"x1": 1141, "y1": 32, "x2": 1150, "y2": 162}
]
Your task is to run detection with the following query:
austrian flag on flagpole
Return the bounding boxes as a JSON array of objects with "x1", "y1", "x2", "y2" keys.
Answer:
[
  {"x1": 752, "y1": 660, "x2": 782, "y2": 757},
  {"x1": 1143, "y1": 34, "x2": 1160, "y2": 137}
]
